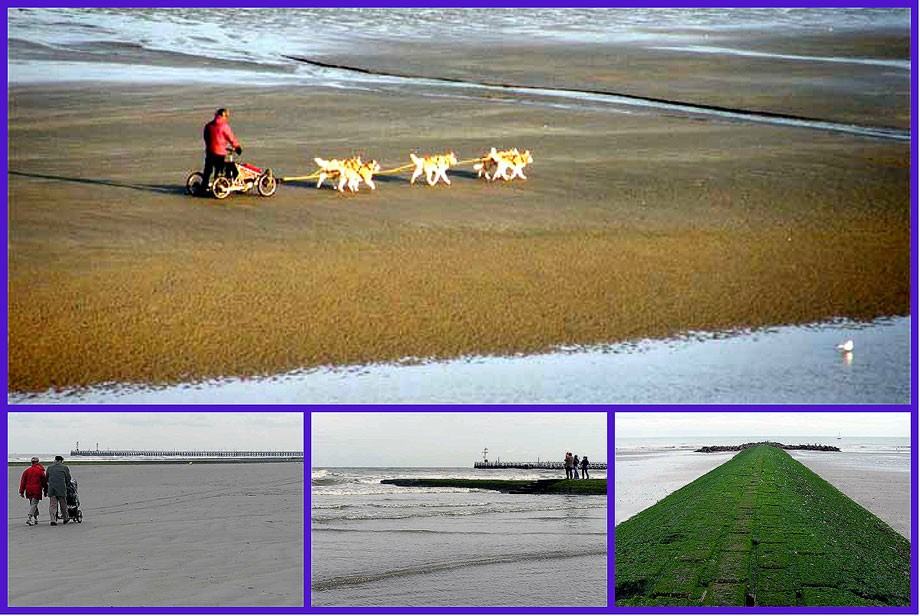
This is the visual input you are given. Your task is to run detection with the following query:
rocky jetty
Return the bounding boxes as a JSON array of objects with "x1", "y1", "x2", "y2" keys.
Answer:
[
  {"x1": 615, "y1": 445, "x2": 908, "y2": 607},
  {"x1": 381, "y1": 478, "x2": 606, "y2": 495},
  {"x1": 696, "y1": 441, "x2": 839, "y2": 453}
]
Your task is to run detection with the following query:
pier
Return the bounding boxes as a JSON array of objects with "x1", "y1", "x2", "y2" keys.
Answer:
[
  {"x1": 474, "y1": 461, "x2": 606, "y2": 470},
  {"x1": 71, "y1": 448, "x2": 303, "y2": 458}
]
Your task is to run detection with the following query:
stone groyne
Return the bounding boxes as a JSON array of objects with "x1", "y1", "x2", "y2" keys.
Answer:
[
  {"x1": 381, "y1": 478, "x2": 606, "y2": 495},
  {"x1": 615, "y1": 445, "x2": 908, "y2": 607},
  {"x1": 695, "y1": 441, "x2": 840, "y2": 453}
]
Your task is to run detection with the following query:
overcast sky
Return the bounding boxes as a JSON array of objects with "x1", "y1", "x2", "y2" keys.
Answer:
[
  {"x1": 7, "y1": 413, "x2": 304, "y2": 454},
  {"x1": 616, "y1": 412, "x2": 910, "y2": 440},
  {"x1": 311, "y1": 412, "x2": 607, "y2": 467}
]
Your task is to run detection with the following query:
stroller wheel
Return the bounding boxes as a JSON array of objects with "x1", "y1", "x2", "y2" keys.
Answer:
[{"x1": 76, "y1": 510, "x2": 83, "y2": 523}]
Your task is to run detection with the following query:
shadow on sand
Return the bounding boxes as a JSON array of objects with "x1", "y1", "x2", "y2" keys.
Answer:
[{"x1": 9, "y1": 170, "x2": 187, "y2": 196}]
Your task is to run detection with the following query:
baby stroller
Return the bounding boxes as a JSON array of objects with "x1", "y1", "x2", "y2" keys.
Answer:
[{"x1": 65, "y1": 478, "x2": 83, "y2": 523}]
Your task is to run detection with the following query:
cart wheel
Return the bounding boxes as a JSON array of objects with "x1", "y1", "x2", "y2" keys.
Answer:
[
  {"x1": 212, "y1": 177, "x2": 232, "y2": 200},
  {"x1": 186, "y1": 172, "x2": 205, "y2": 196},
  {"x1": 76, "y1": 511, "x2": 83, "y2": 523},
  {"x1": 257, "y1": 171, "x2": 277, "y2": 197}
]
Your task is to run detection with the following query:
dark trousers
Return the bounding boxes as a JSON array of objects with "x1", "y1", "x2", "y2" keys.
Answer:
[
  {"x1": 581, "y1": 468, "x2": 588, "y2": 479},
  {"x1": 202, "y1": 151, "x2": 227, "y2": 188}
]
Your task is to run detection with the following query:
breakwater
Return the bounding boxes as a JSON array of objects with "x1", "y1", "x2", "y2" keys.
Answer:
[
  {"x1": 695, "y1": 441, "x2": 839, "y2": 453},
  {"x1": 70, "y1": 449, "x2": 303, "y2": 459},
  {"x1": 473, "y1": 461, "x2": 607, "y2": 469},
  {"x1": 615, "y1": 445, "x2": 909, "y2": 607},
  {"x1": 381, "y1": 478, "x2": 606, "y2": 495}
]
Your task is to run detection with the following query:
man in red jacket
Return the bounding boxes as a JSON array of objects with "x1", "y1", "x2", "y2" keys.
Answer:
[
  {"x1": 201, "y1": 107, "x2": 242, "y2": 193},
  {"x1": 19, "y1": 457, "x2": 47, "y2": 526}
]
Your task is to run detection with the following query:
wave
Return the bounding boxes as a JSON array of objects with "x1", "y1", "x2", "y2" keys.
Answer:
[
  {"x1": 365, "y1": 501, "x2": 495, "y2": 509},
  {"x1": 311, "y1": 477, "x2": 348, "y2": 486},
  {"x1": 311, "y1": 548, "x2": 607, "y2": 591},
  {"x1": 312, "y1": 502, "x2": 607, "y2": 522}
]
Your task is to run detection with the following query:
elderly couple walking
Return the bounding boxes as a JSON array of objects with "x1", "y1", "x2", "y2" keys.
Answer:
[{"x1": 18, "y1": 456, "x2": 73, "y2": 526}]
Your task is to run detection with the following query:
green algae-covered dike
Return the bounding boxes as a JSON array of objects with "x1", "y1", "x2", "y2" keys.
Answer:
[
  {"x1": 381, "y1": 478, "x2": 606, "y2": 495},
  {"x1": 615, "y1": 445, "x2": 910, "y2": 607}
]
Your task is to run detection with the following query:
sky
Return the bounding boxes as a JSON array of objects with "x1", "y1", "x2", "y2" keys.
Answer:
[
  {"x1": 616, "y1": 412, "x2": 910, "y2": 440},
  {"x1": 7, "y1": 412, "x2": 304, "y2": 454},
  {"x1": 311, "y1": 412, "x2": 607, "y2": 467}
]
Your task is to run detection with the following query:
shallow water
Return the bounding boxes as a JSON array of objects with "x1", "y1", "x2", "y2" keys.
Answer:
[
  {"x1": 8, "y1": 9, "x2": 910, "y2": 141},
  {"x1": 311, "y1": 467, "x2": 607, "y2": 607},
  {"x1": 9, "y1": 8, "x2": 909, "y2": 75},
  {"x1": 8, "y1": 316, "x2": 910, "y2": 404}
]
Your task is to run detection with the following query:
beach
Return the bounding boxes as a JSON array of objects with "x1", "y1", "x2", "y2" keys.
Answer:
[
  {"x1": 614, "y1": 449, "x2": 738, "y2": 525},
  {"x1": 7, "y1": 10, "x2": 911, "y2": 394},
  {"x1": 788, "y1": 449, "x2": 911, "y2": 540},
  {"x1": 311, "y1": 467, "x2": 607, "y2": 607},
  {"x1": 7, "y1": 462, "x2": 304, "y2": 607},
  {"x1": 615, "y1": 439, "x2": 910, "y2": 539}
]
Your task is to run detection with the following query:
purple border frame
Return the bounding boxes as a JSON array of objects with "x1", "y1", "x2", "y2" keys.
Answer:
[{"x1": 4, "y1": 0, "x2": 917, "y2": 614}]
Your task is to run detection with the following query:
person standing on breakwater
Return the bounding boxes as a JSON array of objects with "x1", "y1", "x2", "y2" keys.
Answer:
[
  {"x1": 580, "y1": 455, "x2": 589, "y2": 479},
  {"x1": 564, "y1": 452, "x2": 574, "y2": 479},
  {"x1": 18, "y1": 457, "x2": 47, "y2": 526},
  {"x1": 573, "y1": 454, "x2": 580, "y2": 478},
  {"x1": 46, "y1": 455, "x2": 72, "y2": 525},
  {"x1": 201, "y1": 107, "x2": 242, "y2": 193}
]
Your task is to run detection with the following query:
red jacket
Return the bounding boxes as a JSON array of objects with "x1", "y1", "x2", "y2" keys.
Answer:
[
  {"x1": 203, "y1": 114, "x2": 240, "y2": 156},
  {"x1": 19, "y1": 464, "x2": 47, "y2": 500}
]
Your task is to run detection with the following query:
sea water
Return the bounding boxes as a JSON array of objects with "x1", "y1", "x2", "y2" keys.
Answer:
[
  {"x1": 8, "y1": 316, "x2": 911, "y2": 404},
  {"x1": 8, "y1": 8, "x2": 910, "y2": 86},
  {"x1": 310, "y1": 467, "x2": 607, "y2": 607}
]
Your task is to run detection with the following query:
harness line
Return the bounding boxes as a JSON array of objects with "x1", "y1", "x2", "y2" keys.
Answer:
[{"x1": 280, "y1": 157, "x2": 488, "y2": 183}]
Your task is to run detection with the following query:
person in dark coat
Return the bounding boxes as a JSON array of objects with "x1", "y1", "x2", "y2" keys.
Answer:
[
  {"x1": 45, "y1": 455, "x2": 72, "y2": 525},
  {"x1": 580, "y1": 455, "x2": 589, "y2": 479},
  {"x1": 19, "y1": 457, "x2": 47, "y2": 526}
]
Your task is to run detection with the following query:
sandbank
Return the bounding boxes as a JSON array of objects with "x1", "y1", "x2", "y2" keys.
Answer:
[
  {"x1": 615, "y1": 450, "x2": 738, "y2": 525},
  {"x1": 788, "y1": 450, "x2": 911, "y2": 539}
]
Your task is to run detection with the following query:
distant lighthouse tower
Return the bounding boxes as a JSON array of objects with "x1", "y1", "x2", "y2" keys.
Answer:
[{"x1": 482, "y1": 447, "x2": 488, "y2": 464}]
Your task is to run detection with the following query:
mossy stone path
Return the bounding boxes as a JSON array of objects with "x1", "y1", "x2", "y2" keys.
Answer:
[{"x1": 615, "y1": 445, "x2": 910, "y2": 607}]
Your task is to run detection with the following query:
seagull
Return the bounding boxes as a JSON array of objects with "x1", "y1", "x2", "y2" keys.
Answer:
[{"x1": 836, "y1": 339, "x2": 854, "y2": 352}]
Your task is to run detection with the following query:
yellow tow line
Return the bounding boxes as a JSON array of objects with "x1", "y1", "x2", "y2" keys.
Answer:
[{"x1": 280, "y1": 157, "x2": 486, "y2": 183}]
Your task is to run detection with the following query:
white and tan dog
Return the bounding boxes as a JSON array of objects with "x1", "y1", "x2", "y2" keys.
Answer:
[
  {"x1": 341, "y1": 158, "x2": 380, "y2": 192},
  {"x1": 474, "y1": 147, "x2": 534, "y2": 181},
  {"x1": 314, "y1": 156, "x2": 379, "y2": 193},
  {"x1": 409, "y1": 152, "x2": 458, "y2": 186}
]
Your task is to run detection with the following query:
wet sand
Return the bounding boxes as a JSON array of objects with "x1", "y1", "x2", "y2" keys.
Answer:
[
  {"x1": 8, "y1": 37, "x2": 910, "y2": 392},
  {"x1": 614, "y1": 450, "x2": 738, "y2": 525},
  {"x1": 788, "y1": 451, "x2": 911, "y2": 540},
  {"x1": 7, "y1": 462, "x2": 304, "y2": 607}
]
